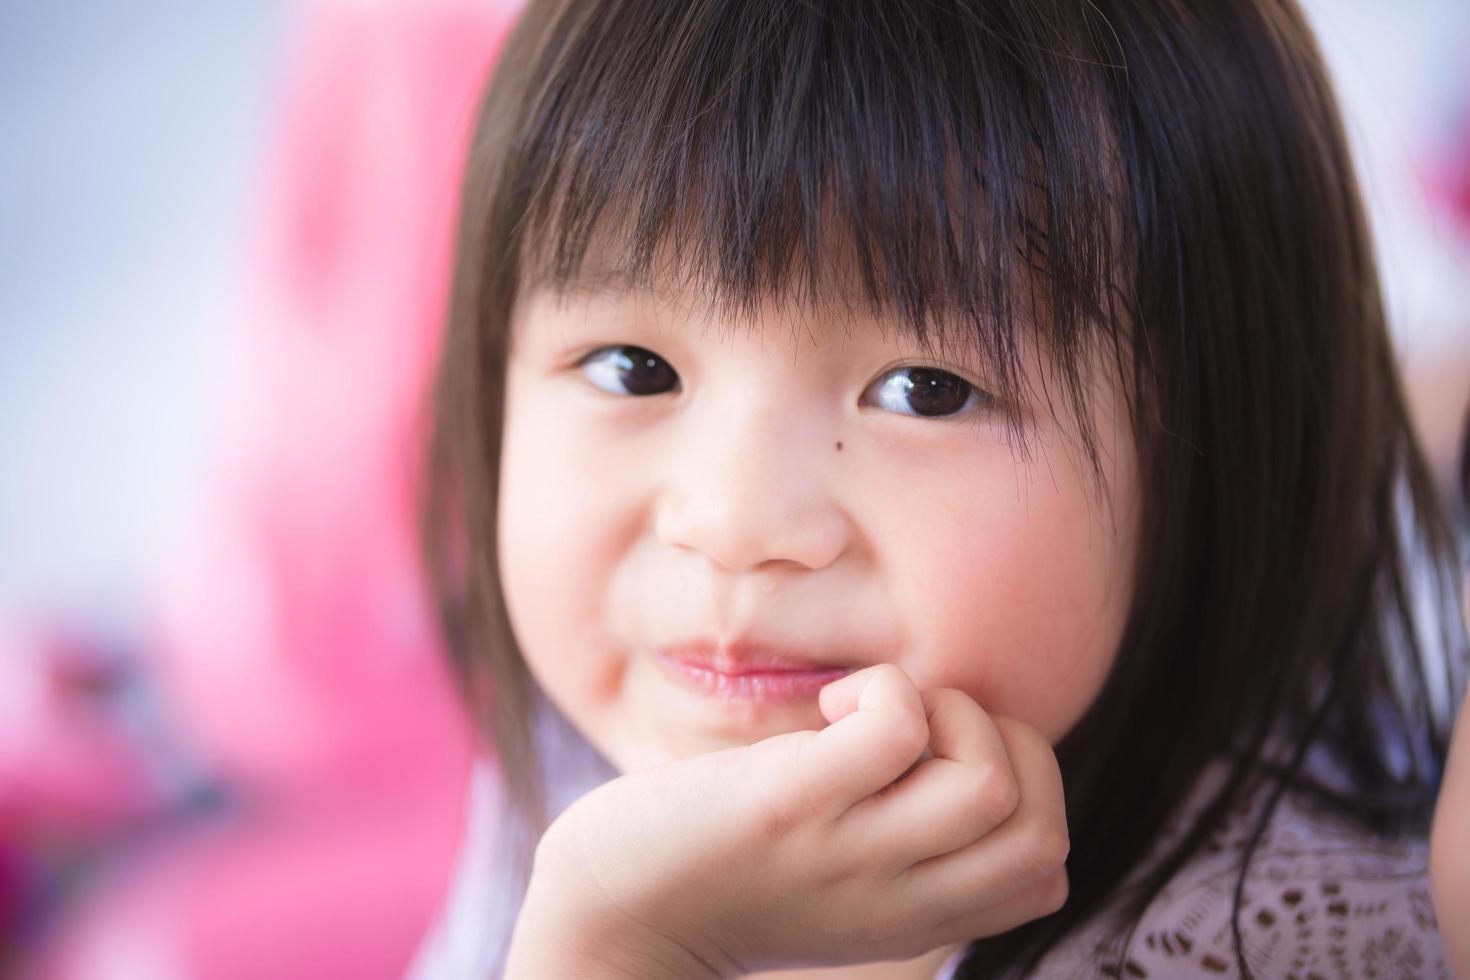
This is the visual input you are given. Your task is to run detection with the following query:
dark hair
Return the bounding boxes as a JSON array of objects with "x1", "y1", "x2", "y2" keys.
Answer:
[
  {"x1": 419, "y1": 0, "x2": 1467, "y2": 975},
  {"x1": 1462, "y1": 408, "x2": 1470, "y2": 508}
]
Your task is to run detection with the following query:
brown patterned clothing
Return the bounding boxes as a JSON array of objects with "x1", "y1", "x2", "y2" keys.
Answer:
[{"x1": 957, "y1": 765, "x2": 1449, "y2": 979}]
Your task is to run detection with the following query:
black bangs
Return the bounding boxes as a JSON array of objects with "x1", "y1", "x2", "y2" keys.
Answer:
[{"x1": 499, "y1": 0, "x2": 1135, "y2": 478}]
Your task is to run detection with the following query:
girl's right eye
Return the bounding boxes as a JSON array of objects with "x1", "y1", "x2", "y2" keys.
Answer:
[{"x1": 577, "y1": 345, "x2": 681, "y2": 396}]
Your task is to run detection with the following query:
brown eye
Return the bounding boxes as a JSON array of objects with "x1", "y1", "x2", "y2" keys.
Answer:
[
  {"x1": 579, "y1": 345, "x2": 680, "y2": 396},
  {"x1": 862, "y1": 366, "x2": 983, "y2": 418}
]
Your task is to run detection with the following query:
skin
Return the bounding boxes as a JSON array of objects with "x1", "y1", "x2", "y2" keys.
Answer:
[
  {"x1": 496, "y1": 279, "x2": 1141, "y2": 977},
  {"x1": 1429, "y1": 566, "x2": 1470, "y2": 977},
  {"x1": 1433, "y1": 709, "x2": 1470, "y2": 977}
]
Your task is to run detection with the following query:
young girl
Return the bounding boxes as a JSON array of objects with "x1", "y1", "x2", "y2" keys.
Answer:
[{"x1": 410, "y1": 0, "x2": 1468, "y2": 976}]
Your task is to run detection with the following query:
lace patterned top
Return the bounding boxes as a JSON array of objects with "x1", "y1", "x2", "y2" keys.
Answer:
[
  {"x1": 408, "y1": 701, "x2": 1449, "y2": 979},
  {"x1": 947, "y1": 769, "x2": 1449, "y2": 978}
]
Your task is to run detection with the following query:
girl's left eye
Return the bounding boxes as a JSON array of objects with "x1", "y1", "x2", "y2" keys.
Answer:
[
  {"x1": 860, "y1": 366, "x2": 987, "y2": 418},
  {"x1": 577, "y1": 345, "x2": 681, "y2": 396}
]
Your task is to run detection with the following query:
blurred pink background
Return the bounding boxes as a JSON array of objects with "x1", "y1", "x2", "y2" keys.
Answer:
[
  {"x1": 1, "y1": 1, "x2": 1466, "y2": 978},
  {"x1": 3, "y1": 2, "x2": 516, "y2": 976}
]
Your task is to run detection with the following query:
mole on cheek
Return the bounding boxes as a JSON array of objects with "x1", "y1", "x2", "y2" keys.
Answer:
[{"x1": 836, "y1": 441, "x2": 843, "y2": 451}]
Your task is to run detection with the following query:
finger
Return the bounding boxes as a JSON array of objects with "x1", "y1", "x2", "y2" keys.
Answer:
[
  {"x1": 894, "y1": 717, "x2": 1068, "y2": 924},
  {"x1": 840, "y1": 689, "x2": 1019, "y2": 864},
  {"x1": 803, "y1": 664, "x2": 929, "y2": 814},
  {"x1": 923, "y1": 688, "x2": 1011, "y2": 768}
]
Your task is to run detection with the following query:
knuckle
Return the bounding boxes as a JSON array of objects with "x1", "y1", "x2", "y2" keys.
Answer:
[
  {"x1": 760, "y1": 781, "x2": 826, "y2": 843},
  {"x1": 873, "y1": 667, "x2": 927, "y2": 745},
  {"x1": 992, "y1": 714, "x2": 1044, "y2": 754},
  {"x1": 891, "y1": 711, "x2": 929, "y2": 759},
  {"x1": 758, "y1": 746, "x2": 813, "y2": 839},
  {"x1": 979, "y1": 763, "x2": 1022, "y2": 822},
  {"x1": 1018, "y1": 823, "x2": 1071, "y2": 877},
  {"x1": 758, "y1": 796, "x2": 803, "y2": 841},
  {"x1": 1038, "y1": 869, "x2": 1070, "y2": 914},
  {"x1": 958, "y1": 762, "x2": 1019, "y2": 825},
  {"x1": 872, "y1": 662, "x2": 910, "y2": 688},
  {"x1": 925, "y1": 686, "x2": 968, "y2": 713}
]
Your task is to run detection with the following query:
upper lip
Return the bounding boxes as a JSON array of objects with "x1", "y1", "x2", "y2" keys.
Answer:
[{"x1": 658, "y1": 638, "x2": 856, "y2": 674}]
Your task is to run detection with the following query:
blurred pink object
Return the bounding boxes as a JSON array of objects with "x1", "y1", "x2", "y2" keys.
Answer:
[
  {"x1": 33, "y1": 2, "x2": 518, "y2": 977},
  {"x1": 1, "y1": 620, "x2": 164, "y2": 963},
  {"x1": 0, "y1": 621, "x2": 158, "y2": 842},
  {"x1": 1426, "y1": 56, "x2": 1470, "y2": 239}
]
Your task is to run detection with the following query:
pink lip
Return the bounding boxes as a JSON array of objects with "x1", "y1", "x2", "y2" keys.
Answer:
[
  {"x1": 658, "y1": 639, "x2": 850, "y2": 674},
  {"x1": 655, "y1": 654, "x2": 851, "y2": 703}
]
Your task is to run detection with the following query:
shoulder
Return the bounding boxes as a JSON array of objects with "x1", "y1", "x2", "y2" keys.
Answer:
[
  {"x1": 407, "y1": 707, "x2": 622, "y2": 979},
  {"x1": 1038, "y1": 773, "x2": 1449, "y2": 979},
  {"x1": 405, "y1": 760, "x2": 516, "y2": 980}
]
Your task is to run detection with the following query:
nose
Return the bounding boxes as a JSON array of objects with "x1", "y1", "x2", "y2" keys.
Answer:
[{"x1": 654, "y1": 402, "x2": 852, "y2": 573}]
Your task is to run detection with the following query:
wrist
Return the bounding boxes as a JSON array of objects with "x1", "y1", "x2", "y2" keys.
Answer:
[{"x1": 506, "y1": 851, "x2": 735, "y2": 980}]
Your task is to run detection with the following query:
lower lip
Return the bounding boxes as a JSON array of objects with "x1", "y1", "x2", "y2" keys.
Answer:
[{"x1": 656, "y1": 656, "x2": 851, "y2": 703}]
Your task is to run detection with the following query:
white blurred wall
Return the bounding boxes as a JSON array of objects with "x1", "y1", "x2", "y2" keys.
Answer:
[
  {"x1": 0, "y1": 3, "x2": 286, "y2": 619},
  {"x1": 1301, "y1": 0, "x2": 1470, "y2": 356}
]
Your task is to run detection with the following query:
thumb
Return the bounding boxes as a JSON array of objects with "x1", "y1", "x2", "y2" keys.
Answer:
[{"x1": 804, "y1": 664, "x2": 930, "y2": 812}]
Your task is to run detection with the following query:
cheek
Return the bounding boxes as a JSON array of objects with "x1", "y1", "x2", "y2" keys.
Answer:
[
  {"x1": 901, "y1": 456, "x2": 1134, "y2": 743},
  {"x1": 496, "y1": 380, "x2": 631, "y2": 720}
]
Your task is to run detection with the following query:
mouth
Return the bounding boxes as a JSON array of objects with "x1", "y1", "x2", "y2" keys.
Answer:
[
  {"x1": 655, "y1": 656, "x2": 852, "y2": 703},
  {"x1": 654, "y1": 640, "x2": 856, "y2": 704}
]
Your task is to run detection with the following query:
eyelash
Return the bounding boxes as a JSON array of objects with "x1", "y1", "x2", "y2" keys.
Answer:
[{"x1": 573, "y1": 344, "x2": 993, "y2": 420}]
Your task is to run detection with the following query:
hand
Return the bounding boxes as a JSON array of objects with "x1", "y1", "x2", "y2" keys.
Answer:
[{"x1": 512, "y1": 664, "x2": 1069, "y2": 978}]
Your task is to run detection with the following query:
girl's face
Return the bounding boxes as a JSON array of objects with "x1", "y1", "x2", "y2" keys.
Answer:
[{"x1": 498, "y1": 278, "x2": 1141, "y2": 773}]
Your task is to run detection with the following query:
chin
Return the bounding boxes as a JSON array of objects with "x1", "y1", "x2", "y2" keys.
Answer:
[{"x1": 616, "y1": 732, "x2": 748, "y2": 773}]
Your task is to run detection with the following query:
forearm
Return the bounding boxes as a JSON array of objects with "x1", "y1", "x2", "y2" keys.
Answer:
[{"x1": 1431, "y1": 698, "x2": 1470, "y2": 978}]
